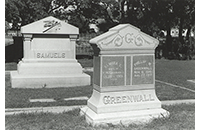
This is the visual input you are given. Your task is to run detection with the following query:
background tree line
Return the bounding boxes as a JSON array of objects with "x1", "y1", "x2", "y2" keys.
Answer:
[{"x1": 5, "y1": 0, "x2": 195, "y2": 60}]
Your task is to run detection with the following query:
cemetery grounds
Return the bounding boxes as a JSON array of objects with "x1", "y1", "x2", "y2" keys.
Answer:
[{"x1": 5, "y1": 58, "x2": 195, "y2": 130}]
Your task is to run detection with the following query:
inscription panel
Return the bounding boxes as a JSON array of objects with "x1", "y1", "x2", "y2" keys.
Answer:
[
  {"x1": 132, "y1": 55, "x2": 153, "y2": 85},
  {"x1": 102, "y1": 56, "x2": 124, "y2": 87}
]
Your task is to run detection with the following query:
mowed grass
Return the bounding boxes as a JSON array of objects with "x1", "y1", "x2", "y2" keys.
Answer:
[
  {"x1": 155, "y1": 59, "x2": 195, "y2": 90},
  {"x1": 5, "y1": 103, "x2": 195, "y2": 130},
  {"x1": 5, "y1": 62, "x2": 17, "y2": 70},
  {"x1": 5, "y1": 59, "x2": 195, "y2": 108},
  {"x1": 5, "y1": 72, "x2": 93, "y2": 108},
  {"x1": 6, "y1": 59, "x2": 195, "y2": 90},
  {"x1": 155, "y1": 82, "x2": 194, "y2": 100}
]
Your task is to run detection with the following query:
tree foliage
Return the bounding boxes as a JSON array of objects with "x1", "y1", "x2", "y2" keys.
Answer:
[
  {"x1": 5, "y1": 0, "x2": 195, "y2": 59},
  {"x1": 5, "y1": 0, "x2": 52, "y2": 29},
  {"x1": 5, "y1": 0, "x2": 194, "y2": 34},
  {"x1": 50, "y1": 0, "x2": 119, "y2": 32}
]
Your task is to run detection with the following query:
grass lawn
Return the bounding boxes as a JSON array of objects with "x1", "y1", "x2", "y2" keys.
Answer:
[
  {"x1": 5, "y1": 72, "x2": 93, "y2": 108},
  {"x1": 6, "y1": 59, "x2": 195, "y2": 90},
  {"x1": 155, "y1": 59, "x2": 195, "y2": 91},
  {"x1": 5, "y1": 62, "x2": 17, "y2": 70},
  {"x1": 5, "y1": 103, "x2": 195, "y2": 130},
  {"x1": 5, "y1": 59, "x2": 195, "y2": 108}
]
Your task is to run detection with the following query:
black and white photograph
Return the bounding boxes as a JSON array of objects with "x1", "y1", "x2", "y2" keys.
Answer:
[{"x1": 5, "y1": 0, "x2": 195, "y2": 129}]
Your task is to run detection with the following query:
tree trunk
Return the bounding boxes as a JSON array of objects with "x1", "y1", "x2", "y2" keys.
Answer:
[
  {"x1": 179, "y1": 16, "x2": 184, "y2": 44},
  {"x1": 185, "y1": 26, "x2": 192, "y2": 60},
  {"x1": 165, "y1": 23, "x2": 172, "y2": 59},
  {"x1": 186, "y1": 27, "x2": 191, "y2": 40},
  {"x1": 119, "y1": 0, "x2": 125, "y2": 23}
]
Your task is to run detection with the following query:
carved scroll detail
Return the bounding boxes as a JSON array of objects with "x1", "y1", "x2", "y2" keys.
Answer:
[
  {"x1": 99, "y1": 32, "x2": 153, "y2": 47},
  {"x1": 113, "y1": 34, "x2": 123, "y2": 47},
  {"x1": 125, "y1": 33, "x2": 135, "y2": 44},
  {"x1": 135, "y1": 35, "x2": 144, "y2": 46}
]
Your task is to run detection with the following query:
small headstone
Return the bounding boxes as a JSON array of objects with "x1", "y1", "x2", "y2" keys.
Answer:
[
  {"x1": 81, "y1": 24, "x2": 169, "y2": 125},
  {"x1": 10, "y1": 16, "x2": 90, "y2": 88}
]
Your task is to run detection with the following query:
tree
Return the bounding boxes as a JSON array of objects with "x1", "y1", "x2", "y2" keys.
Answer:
[
  {"x1": 5, "y1": 21, "x2": 12, "y2": 34},
  {"x1": 171, "y1": 0, "x2": 195, "y2": 59},
  {"x1": 5, "y1": 0, "x2": 195, "y2": 59},
  {"x1": 5, "y1": 0, "x2": 52, "y2": 29},
  {"x1": 50, "y1": 0, "x2": 119, "y2": 32}
]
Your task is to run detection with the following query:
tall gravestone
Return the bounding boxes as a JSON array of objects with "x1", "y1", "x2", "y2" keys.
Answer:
[
  {"x1": 81, "y1": 24, "x2": 169, "y2": 125},
  {"x1": 10, "y1": 16, "x2": 90, "y2": 88}
]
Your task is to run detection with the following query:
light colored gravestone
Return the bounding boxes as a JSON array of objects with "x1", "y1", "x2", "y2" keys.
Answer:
[
  {"x1": 10, "y1": 16, "x2": 90, "y2": 88},
  {"x1": 81, "y1": 24, "x2": 169, "y2": 125}
]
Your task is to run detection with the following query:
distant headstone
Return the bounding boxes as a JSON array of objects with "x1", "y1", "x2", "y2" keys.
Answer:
[
  {"x1": 10, "y1": 16, "x2": 90, "y2": 88},
  {"x1": 81, "y1": 24, "x2": 169, "y2": 125}
]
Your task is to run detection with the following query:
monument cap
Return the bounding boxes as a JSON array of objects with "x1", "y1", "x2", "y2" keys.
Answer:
[
  {"x1": 21, "y1": 16, "x2": 79, "y2": 35},
  {"x1": 90, "y1": 24, "x2": 159, "y2": 50}
]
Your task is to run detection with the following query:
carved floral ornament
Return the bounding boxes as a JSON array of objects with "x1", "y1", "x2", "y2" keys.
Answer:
[
  {"x1": 100, "y1": 33, "x2": 156, "y2": 47},
  {"x1": 43, "y1": 20, "x2": 61, "y2": 33}
]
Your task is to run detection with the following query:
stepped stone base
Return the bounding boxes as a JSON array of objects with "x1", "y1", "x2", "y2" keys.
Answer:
[
  {"x1": 10, "y1": 60, "x2": 91, "y2": 88},
  {"x1": 81, "y1": 107, "x2": 169, "y2": 126},
  {"x1": 11, "y1": 72, "x2": 90, "y2": 88},
  {"x1": 80, "y1": 89, "x2": 169, "y2": 126}
]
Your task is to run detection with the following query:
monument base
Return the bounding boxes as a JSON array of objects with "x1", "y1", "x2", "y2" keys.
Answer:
[
  {"x1": 10, "y1": 59, "x2": 91, "y2": 88},
  {"x1": 11, "y1": 72, "x2": 90, "y2": 88},
  {"x1": 80, "y1": 89, "x2": 169, "y2": 126},
  {"x1": 81, "y1": 106, "x2": 169, "y2": 126}
]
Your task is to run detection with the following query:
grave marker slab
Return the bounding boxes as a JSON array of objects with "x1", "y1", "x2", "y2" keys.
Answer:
[
  {"x1": 81, "y1": 24, "x2": 169, "y2": 125},
  {"x1": 10, "y1": 16, "x2": 90, "y2": 88}
]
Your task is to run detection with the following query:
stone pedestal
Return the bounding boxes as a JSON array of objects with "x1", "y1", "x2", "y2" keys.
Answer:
[
  {"x1": 81, "y1": 89, "x2": 168, "y2": 125},
  {"x1": 81, "y1": 24, "x2": 169, "y2": 125},
  {"x1": 10, "y1": 16, "x2": 90, "y2": 88}
]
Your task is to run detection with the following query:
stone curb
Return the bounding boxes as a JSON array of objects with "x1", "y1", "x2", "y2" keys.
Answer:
[
  {"x1": 187, "y1": 79, "x2": 195, "y2": 84},
  {"x1": 161, "y1": 99, "x2": 195, "y2": 105},
  {"x1": 5, "y1": 99, "x2": 194, "y2": 116},
  {"x1": 5, "y1": 105, "x2": 85, "y2": 116}
]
